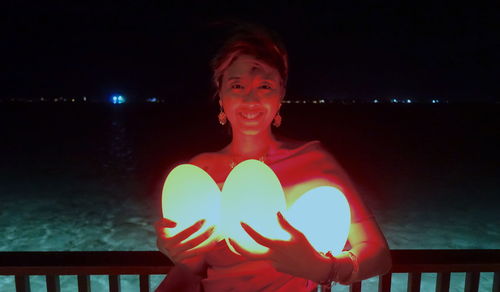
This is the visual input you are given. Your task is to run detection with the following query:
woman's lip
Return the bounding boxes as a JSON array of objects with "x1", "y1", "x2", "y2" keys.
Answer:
[{"x1": 239, "y1": 111, "x2": 264, "y2": 120}]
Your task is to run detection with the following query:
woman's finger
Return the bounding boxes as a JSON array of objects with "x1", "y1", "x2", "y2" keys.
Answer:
[
  {"x1": 169, "y1": 219, "x2": 206, "y2": 243},
  {"x1": 276, "y1": 212, "x2": 305, "y2": 240},
  {"x1": 175, "y1": 240, "x2": 219, "y2": 262},
  {"x1": 175, "y1": 226, "x2": 216, "y2": 254},
  {"x1": 154, "y1": 218, "x2": 177, "y2": 232},
  {"x1": 227, "y1": 238, "x2": 270, "y2": 261},
  {"x1": 240, "y1": 222, "x2": 276, "y2": 248}
]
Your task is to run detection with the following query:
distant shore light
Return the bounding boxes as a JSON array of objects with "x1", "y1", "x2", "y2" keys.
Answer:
[{"x1": 111, "y1": 95, "x2": 126, "y2": 104}]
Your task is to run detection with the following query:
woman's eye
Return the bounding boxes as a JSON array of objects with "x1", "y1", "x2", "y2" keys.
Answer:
[
  {"x1": 260, "y1": 84, "x2": 273, "y2": 90},
  {"x1": 231, "y1": 84, "x2": 244, "y2": 89}
]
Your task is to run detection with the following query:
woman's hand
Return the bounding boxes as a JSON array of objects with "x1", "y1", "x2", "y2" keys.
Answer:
[
  {"x1": 227, "y1": 212, "x2": 333, "y2": 283},
  {"x1": 155, "y1": 218, "x2": 216, "y2": 263}
]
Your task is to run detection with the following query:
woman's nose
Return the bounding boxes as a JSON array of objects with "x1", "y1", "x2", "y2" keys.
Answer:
[{"x1": 242, "y1": 89, "x2": 260, "y2": 103}]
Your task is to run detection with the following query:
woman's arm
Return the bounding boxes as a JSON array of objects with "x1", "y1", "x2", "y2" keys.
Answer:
[
  {"x1": 310, "y1": 144, "x2": 392, "y2": 283},
  {"x1": 307, "y1": 218, "x2": 391, "y2": 286},
  {"x1": 335, "y1": 218, "x2": 392, "y2": 284}
]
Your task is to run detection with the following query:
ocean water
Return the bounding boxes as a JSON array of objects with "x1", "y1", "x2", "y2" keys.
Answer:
[{"x1": 0, "y1": 103, "x2": 498, "y2": 291}]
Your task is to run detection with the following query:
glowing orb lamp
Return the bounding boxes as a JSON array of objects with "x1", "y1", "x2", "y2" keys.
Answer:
[
  {"x1": 161, "y1": 164, "x2": 221, "y2": 246},
  {"x1": 285, "y1": 186, "x2": 351, "y2": 256},
  {"x1": 221, "y1": 160, "x2": 289, "y2": 254}
]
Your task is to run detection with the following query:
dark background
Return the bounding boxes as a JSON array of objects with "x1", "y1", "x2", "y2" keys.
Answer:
[
  {"x1": 1, "y1": 1, "x2": 499, "y2": 260},
  {"x1": 3, "y1": 1, "x2": 499, "y2": 103}
]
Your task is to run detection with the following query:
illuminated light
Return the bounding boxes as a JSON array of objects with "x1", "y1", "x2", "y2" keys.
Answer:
[
  {"x1": 221, "y1": 160, "x2": 289, "y2": 254},
  {"x1": 313, "y1": 100, "x2": 317, "y2": 104},
  {"x1": 147, "y1": 97, "x2": 158, "y2": 103},
  {"x1": 284, "y1": 186, "x2": 350, "y2": 256},
  {"x1": 161, "y1": 160, "x2": 350, "y2": 256},
  {"x1": 71, "y1": 98, "x2": 75, "y2": 102},
  {"x1": 391, "y1": 98, "x2": 398, "y2": 103},
  {"x1": 373, "y1": 99, "x2": 379, "y2": 103},
  {"x1": 111, "y1": 95, "x2": 126, "y2": 104},
  {"x1": 161, "y1": 164, "x2": 221, "y2": 246},
  {"x1": 83, "y1": 96, "x2": 87, "y2": 102},
  {"x1": 407, "y1": 99, "x2": 412, "y2": 103}
]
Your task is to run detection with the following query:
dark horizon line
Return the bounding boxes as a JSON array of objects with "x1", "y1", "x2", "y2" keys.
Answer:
[{"x1": 1, "y1": 97, "x2": 499, "y2": 104}]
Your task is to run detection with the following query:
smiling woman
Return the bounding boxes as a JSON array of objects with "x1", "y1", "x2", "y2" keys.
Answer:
[
  {"x1": 154, "y1": 24, "x2": 391, "y2": 292},
  {"x1": 219, "y1": 54, "x2": 283, "y2": 140}
]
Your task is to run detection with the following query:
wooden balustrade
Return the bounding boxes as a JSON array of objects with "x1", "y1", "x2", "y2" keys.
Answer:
[{"x1": 1, "y1": 250, "x2": 499, "y2": 292}]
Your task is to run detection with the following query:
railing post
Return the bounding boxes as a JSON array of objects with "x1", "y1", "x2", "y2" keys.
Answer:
[
  {"x1": 109, "y1": 275, "x2": 121, "y2": 292},
  {"x1": 408, "y1": 272, "x2": 421, "y2": 292},
  {"x1": 349, "y1": 281, "x2": 361, "y2": 292},
  {"x1": 15, "y1": 275, "x2": 31, "y2": 292},
  {"x1": 464, "y1": 272, "x2": 480, "y2": 292},
  {"x1": 436, "y1": 272, "x2": 450, "y2": 292},
  {"x1": 493, "y1": 272, "x2": 499, "y2": 292},
  {"x1": 77, "y1": 275, "x2": 90, "y2": 292},
  {"x1": 378, "y1": 273, "x2": 392, "y2": 292},
  {"x1": 139, "y1": 274, "x2": 150, "y2": 292},
  {"x1": 46, "y1": 275, "x2": 60, "y2": 292}
]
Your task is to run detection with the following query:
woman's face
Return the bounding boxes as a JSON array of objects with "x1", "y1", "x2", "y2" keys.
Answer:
[{"x1": 219, "y1": 55, "x2": 284, "y2": 136}]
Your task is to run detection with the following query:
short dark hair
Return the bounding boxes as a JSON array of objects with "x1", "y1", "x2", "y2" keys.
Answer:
[{"x1": 211, "y1": 23, "x2": 288, "y2": 99}]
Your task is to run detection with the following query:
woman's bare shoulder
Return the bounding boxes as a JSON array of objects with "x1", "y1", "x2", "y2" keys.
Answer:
[
  {"x1": 188, "y1": 150, "x2": 229, "y2": 169},
  {"x1": 277, "y1": 136, "x2": 321, "y2": 151}
]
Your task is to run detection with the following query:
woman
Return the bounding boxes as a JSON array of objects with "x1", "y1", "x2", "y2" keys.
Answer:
[{"x1": 155, "y1": 25, "x2": 391, "y2": 291}]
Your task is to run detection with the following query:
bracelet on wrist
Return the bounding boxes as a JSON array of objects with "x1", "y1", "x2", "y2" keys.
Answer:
[
  {"x1": 318, "y1": 251, "x2": 337, "y2": 288},
  {"x1": 318, "y1": 250, "x2": 359, "y2": 287}
]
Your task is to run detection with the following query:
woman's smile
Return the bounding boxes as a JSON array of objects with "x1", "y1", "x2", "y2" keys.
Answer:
[{"x1": 238, "y1": 110, "x2": 264, "y2": 121}]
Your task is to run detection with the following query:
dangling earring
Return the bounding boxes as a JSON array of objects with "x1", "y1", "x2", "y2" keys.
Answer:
[
  {"x1": 218, "y1": 109, "x2": 227, "y2": 125},
  {"x1": 273, "y1": 112, "x2": 282, "y2": 127}
]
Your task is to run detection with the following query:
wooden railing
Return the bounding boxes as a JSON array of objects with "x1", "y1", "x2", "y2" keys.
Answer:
[{"x1": 1, "y1": 250, "x2": 499, "y2": 292}]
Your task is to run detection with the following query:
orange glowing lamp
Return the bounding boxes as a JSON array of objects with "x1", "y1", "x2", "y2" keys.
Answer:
[{"x1": 161, "y1": 160, "x2": 350, "y2": 256}]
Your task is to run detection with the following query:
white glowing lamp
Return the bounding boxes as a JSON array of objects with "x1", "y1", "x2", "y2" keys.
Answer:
[
  {"x1": 161, "y1": 160, "x2": 351, "y2": 257},
  {"x1": 221, "y1": 160, "x2": 289, "y2": 254},
  {"x1": 161, "y1": 164, "x2": 221, "y2": 246},
  {"x1": 285, "y1": 186, "x2": 351, "y2": 256}
]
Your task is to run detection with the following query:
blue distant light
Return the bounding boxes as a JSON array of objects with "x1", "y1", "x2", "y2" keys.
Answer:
[
  {"x1": 111, "y1": 95, "x2": 126, "y2": 104},
  {"x1": 147, "y1": 97, "x2": 158, "y2": 103},
  {"x1": 407, "y1": 99, "x2": 412, "y2": 103}
]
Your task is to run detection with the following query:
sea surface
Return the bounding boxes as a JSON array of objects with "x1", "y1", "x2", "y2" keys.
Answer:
[{"x1": 0, "y1": 103, "x2": 499, "y2": 291}]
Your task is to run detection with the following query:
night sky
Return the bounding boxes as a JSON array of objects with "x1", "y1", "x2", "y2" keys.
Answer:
[{"x1": 4, "y1": 1, "x2": 499, "y2": 102}]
